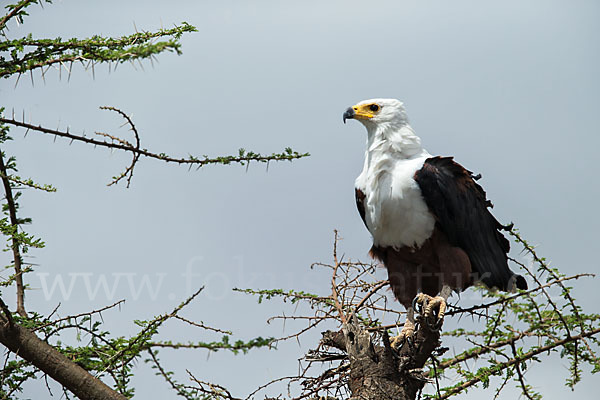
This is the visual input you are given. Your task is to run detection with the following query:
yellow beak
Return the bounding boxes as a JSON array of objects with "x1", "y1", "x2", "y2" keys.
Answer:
[{"x1": 342, "y1": 104, "x2": 375, "y2": 123}]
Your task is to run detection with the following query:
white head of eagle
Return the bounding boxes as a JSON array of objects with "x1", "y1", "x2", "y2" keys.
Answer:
[{"x1": 344, "y1": 98, "x2": 527, "y2": 309}]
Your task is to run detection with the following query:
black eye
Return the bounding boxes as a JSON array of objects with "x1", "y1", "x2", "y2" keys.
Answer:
[{"x1": 369, "y1": 104, "x2": 380, "y2": 112}]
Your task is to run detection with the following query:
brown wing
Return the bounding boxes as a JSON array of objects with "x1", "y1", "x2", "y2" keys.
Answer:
[{"x1": 414, "y1": 156, "x2": 527, "y2": 291}]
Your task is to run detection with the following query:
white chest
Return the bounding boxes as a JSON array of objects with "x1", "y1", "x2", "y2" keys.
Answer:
[{"x1": 355, "y1": 154, "x2": 436, "y2": 249}]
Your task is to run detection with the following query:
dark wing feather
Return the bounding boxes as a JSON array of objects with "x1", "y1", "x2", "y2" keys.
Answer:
[
  {"x1": 414, "y1": 156, "x2": 527, "y2": 291},
  {"x1": 355, "y1": 188, "x2": 368, "y2": 228}
]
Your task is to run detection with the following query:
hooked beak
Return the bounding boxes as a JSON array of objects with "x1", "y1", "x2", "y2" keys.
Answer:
[{"x1": 343, "y1": 107, "x2": 355, "y2": 124}]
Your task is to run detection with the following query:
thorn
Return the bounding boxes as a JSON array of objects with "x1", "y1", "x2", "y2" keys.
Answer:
[
  {"x1": 14, "y1": 73, "x2": 22, "y2": 89},
  {"x1": 41, "y1": 65, "x2": 48, "y2": 84}
]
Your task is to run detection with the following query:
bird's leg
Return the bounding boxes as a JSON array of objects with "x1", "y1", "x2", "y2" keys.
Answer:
[
  {"x1": 390, "y1": 307, "x2": 416, "y2": 349},
  {"x1": 413, "y1": 285, "x2": 452, "y2": 330}
]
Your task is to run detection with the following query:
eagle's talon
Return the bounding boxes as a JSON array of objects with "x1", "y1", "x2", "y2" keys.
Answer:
[
  {"x1": 423, "y1": 295, "x2": 447, "y2": 330},
  {"x1": 412, "y1": 293, "x2": 428, "y2": 315},
  {"x1": 390, "y1": 318, "x2": 416, "y2": 350},
  {"x1": 413, "y1": 293, "x2": 447, "y2": 330}
]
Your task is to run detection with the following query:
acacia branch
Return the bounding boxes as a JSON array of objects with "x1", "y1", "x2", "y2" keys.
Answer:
[
  {"x1": 0, "y1": 115, "x2": 309, "y2": 178},
  {"x1": 148, "y1": 350, "x2": 196, "y2": 399},
  {"x1": 0, "y1": 0, "x2": 36, "y2": 30},
  {"x1": 0, "y1": 149, "x2": 26, "y2": 317},
  {"x1": 510, "y1": 229, "x2": 599, "y2": 366},
  {"x1": 510, "y1": 341, "x2": 535, "y2": 400},
  {"x1": 33, "y1": 299, "x2": 125, "y2": 332},
  {"x1": 437, "y1": 326, "x2": 600, "y2": 399},
  {"x1": 445, "y1": 272, "x2": 593, "y2": 317},
  {"x1": 0, "y1": 314, "x2": 127, "y2": 400}
]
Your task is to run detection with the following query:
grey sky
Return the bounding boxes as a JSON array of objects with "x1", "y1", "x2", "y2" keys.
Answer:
[{"x1": 2, "y1": 0, "x2": 599, "y2": 398}]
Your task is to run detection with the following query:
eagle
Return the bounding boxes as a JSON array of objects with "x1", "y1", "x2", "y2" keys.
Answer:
[{"x1": 343, "y1": 98, "x2": 527, "y2": 342}]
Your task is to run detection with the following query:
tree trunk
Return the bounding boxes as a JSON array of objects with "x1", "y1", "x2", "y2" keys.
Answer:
[
  {"x1": 0, "y1": 316, "x2": 127, "y2": 400},
  {"x1": 323, "y1": 316, "x2": 440, "y2": 400}
]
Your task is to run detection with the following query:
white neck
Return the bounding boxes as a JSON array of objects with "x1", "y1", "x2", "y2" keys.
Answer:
[{"x1": 364, "y1": 121, "x2": 429, "y2": 163}]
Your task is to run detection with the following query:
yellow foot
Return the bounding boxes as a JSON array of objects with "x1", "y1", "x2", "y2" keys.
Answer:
[
  {"x1": 390, "y1": 318, "x2": 415, "y2": 349},
  {"x1": 413, "y1": 293, "x2": 447, "y2": 330}
]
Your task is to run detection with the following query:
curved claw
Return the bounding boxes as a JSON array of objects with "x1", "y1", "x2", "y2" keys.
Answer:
[
  {"x1": 423, "y1": 296, "x2": 447, "y2": 330},
  {"x1": 412, "y1": 295, "x2": 420, "y2": 313},
  {"x1": 413, "y1": 292, "x2": 447, "y2": 330},
  {"x1": 412, "y1": 293, "x2": 428, "y2": 315},
  {"x1": 390, "y1": 318, "x2": 416, "y2": 350}
]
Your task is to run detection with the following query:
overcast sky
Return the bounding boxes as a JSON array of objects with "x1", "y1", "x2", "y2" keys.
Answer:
[{"x1": 2, "y1": 0, "x2": 599, "y2": 398}]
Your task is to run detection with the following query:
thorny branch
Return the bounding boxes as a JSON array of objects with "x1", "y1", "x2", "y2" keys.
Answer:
[
  {"x1": 331, "y1": 230, "x2": 347, "y2": 324},
  {"x1": 435, "y1": 326, "x2": 600, "y2": 400},
  {"x1": 0, "y1": 149, "x2": 26, "y2": 317},
  {"x1": 32, "y1": 299, "x2": 126, "y2": 332},
  {"x1": 187, "y1": 370, "x2": 242, "y2": 400},
  {"x1": 0, "y1": 111, "x2": 309, "y2": 188},
  {"x1": 0, "y1": 0, "x2": 37, "y2": 30}
]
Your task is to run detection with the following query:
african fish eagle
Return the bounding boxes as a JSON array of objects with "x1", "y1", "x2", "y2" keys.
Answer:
[{"x1": 343, "y1": 98, "x2": 527, "y2": 342}]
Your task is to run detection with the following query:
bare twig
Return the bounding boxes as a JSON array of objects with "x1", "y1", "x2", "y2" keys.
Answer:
[
  {"x1": 331, "y1": 230, "x2": 346, "y2": 324},
  {"x1": 173, "y1": 315, "x2": 232, "y2": 335},
  {"x1": 187, "y1": 370, "x2": 242, "y2": 400},
  {"x1": 352, "y1": 280, "x2": 388, "y2": 315}
]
